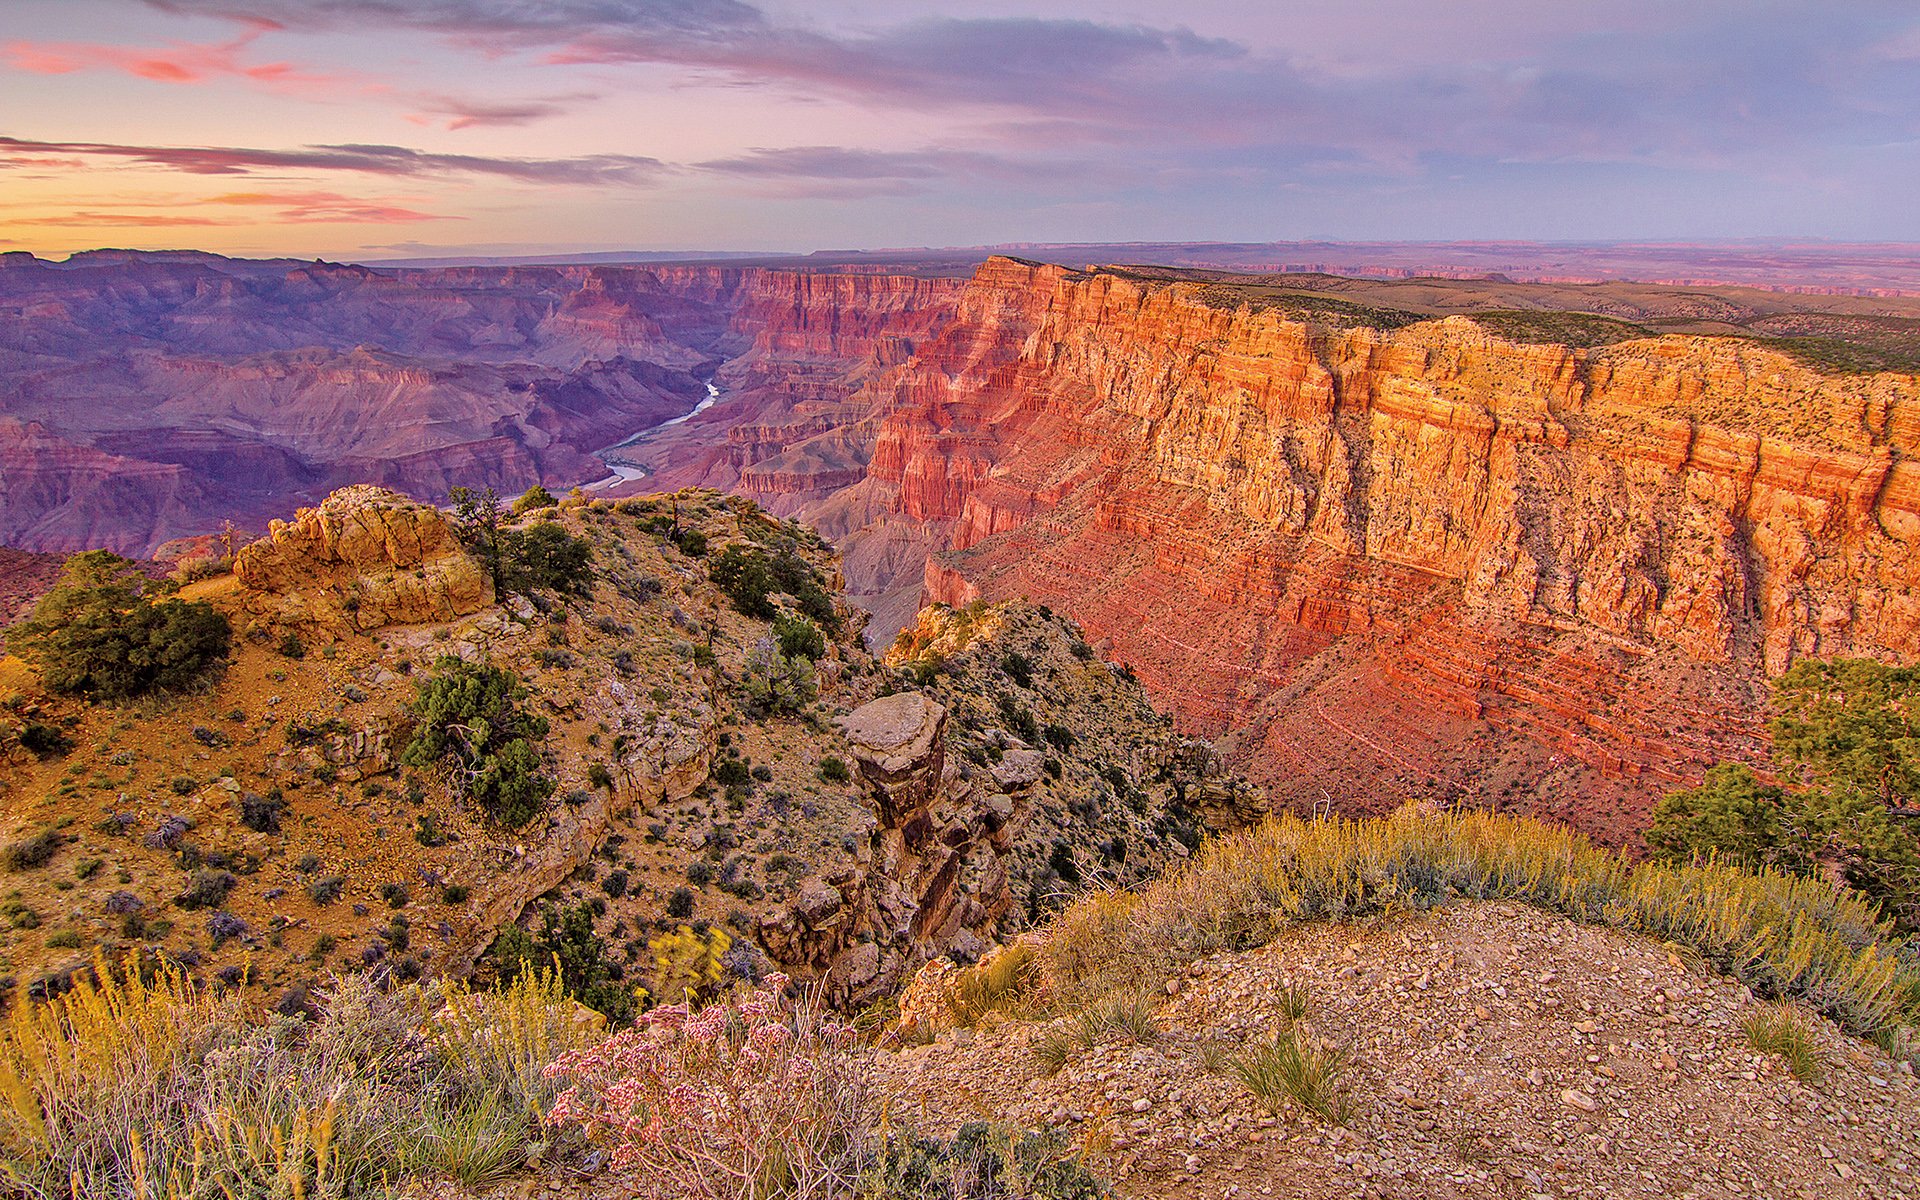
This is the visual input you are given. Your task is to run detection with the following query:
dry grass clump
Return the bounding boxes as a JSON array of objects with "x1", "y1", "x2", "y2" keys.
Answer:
[
  {"x1": 0, "y1": 953, "x2": 596, "y2": 1199},
  {"x1": 1029, "y1": 989, "x2": 1159, "y2": 1077},
  {"x1": 1229, "y1": 1026, "x2": 1353, "y2": 1124},
  {"x1": 1743, "y1": 1003, "x2": 1824, "y2": 1082},
  {"x1": 945, "y1": 944, "x2": 1039, "y2": 1028},
  {"x1": 1034, "y1": 807, "x2": 1919, "y2": 1049},
  {"x1": 1619, "y1": 858, "x2": 1915, "y2": 1039}
]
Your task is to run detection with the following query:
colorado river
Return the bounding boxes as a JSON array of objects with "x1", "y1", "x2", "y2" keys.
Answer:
[{"x1": 584, "y1": 379, "x2": 721, "y2": 491}]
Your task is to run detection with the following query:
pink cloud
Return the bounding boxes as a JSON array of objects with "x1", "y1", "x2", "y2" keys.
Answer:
[
  {"x1": 207, "y1": 191, "x2": 459, "y2": 223},
  {"x1": 3, "y1": 190, "x2": 460, "y2": 231},
  {"x1": 0, "y1": 137, "x2": 666, "y2": 185},
  {"x1": 3, "y1": 23, "x2": 346, "y2": 93}
]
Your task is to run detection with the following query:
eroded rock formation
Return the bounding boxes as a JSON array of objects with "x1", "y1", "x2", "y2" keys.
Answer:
[
  {"x1": 755, "y1": 600, "x2": 1244, "y2": 1004},
  {"x1": 233, "y1": 485, "x2": 490, "y2": 632},
  {"x1": 810, "y1": 260, "x2": 1920, "y2": 838}
]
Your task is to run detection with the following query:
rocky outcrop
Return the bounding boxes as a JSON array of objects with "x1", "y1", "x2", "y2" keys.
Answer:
[
  {"x1": 815, "y1": 259, "x2": 1920, "y2": 838},
  {"x1": 757, "y1": 601, "x2": 1244, "y2": 1005},
  {"x1": 836, "y1": 692, "x2": 949, "y2": 823},
  {"x1": 760, "y1": 689, "x2": 988, "y2": 1004},
  {"x1": 233, "y1": 485, "x2": 490, "y2": 632}
]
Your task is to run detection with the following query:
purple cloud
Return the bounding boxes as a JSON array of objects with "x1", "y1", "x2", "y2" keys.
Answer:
[
  {"x1": 141, "y1": 0, "x2": 764, "y2": 37},
  {"x1": 407, "y1": 93, "x2": 598, "y2": 130},
  {"x1": 84, "y1": 1, "x2": 1920, "y2": 240},
  {"x1": 0, "y1": 136, "x2": 667, "y2": 184}
]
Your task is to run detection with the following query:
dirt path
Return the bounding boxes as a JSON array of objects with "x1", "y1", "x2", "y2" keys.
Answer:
[{"x1": 869, "y1": 902, "x2": 1919, "y2": 1199}]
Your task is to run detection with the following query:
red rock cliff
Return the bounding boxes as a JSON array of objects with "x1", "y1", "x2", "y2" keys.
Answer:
[{"x1": 831, "y1": 259, "x2": 1920, "y2": 838}]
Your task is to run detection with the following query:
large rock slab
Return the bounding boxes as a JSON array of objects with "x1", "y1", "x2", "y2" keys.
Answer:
[
  {"x1": 835, "y1": 691, "x2": 948, "y2": 823},
  {"x1": 235, "y1": 486, "x2": 491, "y2": 632}
]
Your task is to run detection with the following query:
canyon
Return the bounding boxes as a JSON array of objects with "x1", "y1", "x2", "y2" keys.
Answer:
[
  {"x1": 0, "y1": 249, "x2": 960, "y2": 555},
  {"x1": 7, "y1": 249, "x2": 1920, "y2": 838}
]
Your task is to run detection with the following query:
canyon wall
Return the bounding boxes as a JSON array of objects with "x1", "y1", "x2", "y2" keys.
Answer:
[
  {"x1": 13, "y1": 249, "x2": 1919, "y2": 838},
  {"x1": 0, "y1": 253, "x2": 957, "y2": 556},
  {"x1": 819, "y1": 260, "x2": 1920, "y2": 837}
]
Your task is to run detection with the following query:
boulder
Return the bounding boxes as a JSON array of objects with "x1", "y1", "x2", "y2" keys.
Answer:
[
  {"x1": 990, "y1": 748, "x2": 1047, "y2": 792},
  {"x1": 834, "y1": 692, "x2": 948, "y2": 823},
  {"x1": 234, "y1": 485, "x2": 490, "y2": 632}
]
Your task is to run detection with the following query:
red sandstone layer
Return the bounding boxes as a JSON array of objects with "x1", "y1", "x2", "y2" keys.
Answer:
[{"x1": 825, "y1": 259, "x2": 1920, "y2": 836}]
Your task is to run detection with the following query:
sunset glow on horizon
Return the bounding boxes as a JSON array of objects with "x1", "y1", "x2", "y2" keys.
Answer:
[{"x1": 2, "y1": 0, "x2": 1916, "y2": 261}]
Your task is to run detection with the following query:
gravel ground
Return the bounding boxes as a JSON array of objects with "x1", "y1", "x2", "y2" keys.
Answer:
[{"x1": 868, "y1": 901, "x2": 1918, "y2": 1200}]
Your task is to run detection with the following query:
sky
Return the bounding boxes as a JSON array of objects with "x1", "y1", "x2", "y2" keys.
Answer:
[{"x1": 1, "y1": 0, "x2": 1916, "y2": 260}]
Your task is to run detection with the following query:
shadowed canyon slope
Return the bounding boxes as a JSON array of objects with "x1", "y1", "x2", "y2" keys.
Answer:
[
  {"x1": 0, "y1": 250, "x2": 959, "y2": 555},
  {"x1": 9, "y1": 250, "x2": 1920, "y2": 838}
]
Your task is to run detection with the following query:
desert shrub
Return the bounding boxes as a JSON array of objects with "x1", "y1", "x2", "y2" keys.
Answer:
[
  {"x1": 381, "y1": 883, "x2": 410, "y2": 909},
  {"x1": 1652, "y1": 658, "x2": 1920, "y2": 928},
  {"x1": 544, "y1": 973, "x2": 872, "y2": 1197},
  {"x1": 863, "y1": 1122, "x2": 1107, "y2": 1200},
  {"x1": 44, "y1": 929, "x2": 85, "y2": 950},
  {"x1": 588, "y1": 761, "x2": 614, "y2": 791},
  {"x1": 641, "y1": 924, "x2": 733, "y2": 1007},
  {"x1": 1047, "y1": 841, "x2": 1081, "y2": 886},
  {"x1": 17, "y1": 722, "x2": 72, "y2": 758},
  {"x1": 819, "y1": 756, "x2": 852, "y2": 784},
  {"x1": 11, "y1": 551, "x2": 230, "y2": 700},
  {"x1": 995, "y1": 694, "x2": 1039, "y2": 743},
  {"x1": 176, "y1": 869, "x2": 236, "y2": 910},
  {"x1": 1000, "y1": 651, "x2": 1034, "y2": 689},
  {"x1": 403, "y1": 657, "x2": 554, "y2": 827},
  {"x1": 168, "y1": 550, "x2": 232, "y2": 586},
  {"x1": 501, "y1": 522, "x2": 594, "y2": 596},
  {"x1": 673, "y1": 527, "x2": 708, "y2": 557},
  {"x1": 442, "y1": 884, "x2": 469, "y2": 905},
  {"x1": 415, "y1": 813, "x2": 448, "y2": 847},
  {"x1": 237, "y1": 790, "x2": 286, "y2": 834},
  {"x1": 601, "y1": 869, "x2": 629, "y2": 899},
  {"x1": 3, "y1": 830, "x2": 61, "y2": 872},
  {"x1": 742, "y1": 638, "x2": 818, "y2": 716},
  {"x1": 309, "y1": 875, "x2": 345, "y2": 905},
  {"x1": 709, "y1": 546, "x2": 839, "y2": 629},
  {"x1": 775, "y1": 614, "x2": 828, "y2": 662},
  {"x1": 511, "y1": 484, "x2": 557, "y2": 514},
  {"x1": 489, "y1": 902, "x2": 633, "y2": 1022},
  {"x1": 667, "y1": 886, "x2": 695, "y2": 918}
]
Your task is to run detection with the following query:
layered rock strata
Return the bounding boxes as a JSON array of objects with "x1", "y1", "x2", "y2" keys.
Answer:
[{"x1": 822, "y1": 260, "x2": 1920, "y2": 836}]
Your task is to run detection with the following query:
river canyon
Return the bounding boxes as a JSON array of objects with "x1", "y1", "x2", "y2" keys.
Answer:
[{"x1": 6, "y1": 248, "x2": 1919, "y2": 838}]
